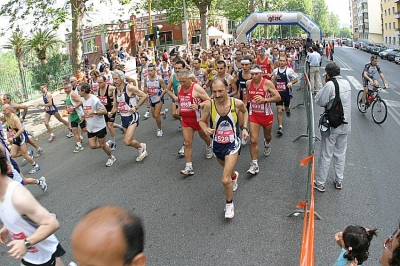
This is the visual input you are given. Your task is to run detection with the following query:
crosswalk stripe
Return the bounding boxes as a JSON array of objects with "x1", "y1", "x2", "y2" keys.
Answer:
[{"x1": 346, "y1": 75, "x2": 363, "y2": 91}]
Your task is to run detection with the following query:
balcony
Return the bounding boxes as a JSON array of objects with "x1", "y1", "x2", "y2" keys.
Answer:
[
  {"x1": 395, "y1": 0, "x2": 399, "y2": 3},
  {"x1": 396, "y1": 11, "x2": 400, "y2": 19},
  {"x1": 396, "y1": 28, "x2": 400, "y2": 35}
]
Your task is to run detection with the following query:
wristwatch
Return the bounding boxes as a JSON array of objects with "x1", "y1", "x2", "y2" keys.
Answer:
[
  {"x1": 242, "y1": 127, "x2": 249, "y2": 132},
  {"x1": 94, "y1": 110, "x2": 97, "y2": 115},
  {"x1": 24, "y1": 239, "x2": 33, "y2": 249}
]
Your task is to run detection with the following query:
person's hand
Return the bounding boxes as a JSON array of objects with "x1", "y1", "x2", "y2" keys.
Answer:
[
  {"x1": 204, "y1": 127, "x2": 215, "y2": 136},
  {"x1": 242, "y1": 129, "x2": 249, "y2": 140},
  {"x1": 0, "y1": 227, "x2": 8, "y2": 244},
  {"x1": 7, "y1": 239, "x2": 27, "y2": 260}
]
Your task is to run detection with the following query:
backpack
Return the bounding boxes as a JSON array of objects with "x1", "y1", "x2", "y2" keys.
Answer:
[{"x1": 326, "y1": 78, "x2": 347, "y2": 128}]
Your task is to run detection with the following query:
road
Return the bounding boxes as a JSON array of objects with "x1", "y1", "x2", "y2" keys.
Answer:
[{"x1": 1, "y1": 46, "x2": 399, "y2": 265}]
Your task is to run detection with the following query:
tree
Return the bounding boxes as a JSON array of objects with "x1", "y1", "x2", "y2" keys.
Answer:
[
  {"x1": 339, "y1": 27, "x2": 352, "y2": 38},
  {"x1": 28, "y1": 28, "x2": 63, "y2": 65},
  {"x1": 311, "y1": 0, "x2": 329, "y2": 35},
  {"x1": 2, "y1": 30, "x2": 29, "y2": 99}
]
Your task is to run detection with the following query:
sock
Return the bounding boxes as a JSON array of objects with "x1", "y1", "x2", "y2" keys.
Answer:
[
  {"x1": 76, "y1": 142, "x2": 81, "y2": 147},
  {"x1": 226, "y1": 199, "x2": 233, "y2": 204},
  {"x1": 37, "y1": 179, "x2": 41, "y2": 185},
  {"x1": 32, "y1": 161, "x2": 36, "y2": 166},
  {"x1": 69, "y1": 128, "x2": 72, "y2": 132},
  {"x1": 279, "y1": 125, "x2": 283, "y2": 128},
  {"x1": 147, "y1": 108, "x2": 150, "y2": 112},
  {"x1": 186, "y1": 162, "x2": 192, "y2": 168},
  {"x1": 252, "y1": 160, "x2": 258, "y2": 166},
  {"x1": 112, "y1": 137, "x2": 116, "y2": 143},
  {"x1": 50, "y1": 133, "x2": 54, "y2": 137},
  {"x1": 264, "y1": 141, "x2": 270, "y2": 148},
  {"x1": 231, "y1": 172, "x2": 237, "y2": 181}
]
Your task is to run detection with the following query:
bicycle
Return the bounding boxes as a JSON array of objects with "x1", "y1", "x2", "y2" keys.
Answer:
[{"x1": 357, "y1": 85, "x2": 388, "y2": 124}]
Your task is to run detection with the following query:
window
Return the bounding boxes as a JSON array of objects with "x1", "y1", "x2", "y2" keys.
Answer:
[
  {"x1": 394, "y1": 22, "x2": 396, "y2": 29},
  {"x1": 159, "y1": 31, "x2": 173, "y2": 44},
  {"x1": 393, "y1": 7, "x2": 395, "y2": 14},
  {"x1": 389, "y1": 37, "x2": 391, "y2": 44},
  {"x1": 386, "y1": 36, "x2": 388, "y2": 43},
  {"x1": 390, "y1": 23, "x2": 392, "y2": 30},
  {"x1": 394, "y1": 38, "x2": 396, "y2": 45},
  {"x1": 385, "y1": 10, "x2": 387, "y2": 16},
  {"x1": 83, "y1": 38, "x2": 97, "y2": 54},
  {"x1": 386, "y1": 23, "x2": 388, "y2": 30}
]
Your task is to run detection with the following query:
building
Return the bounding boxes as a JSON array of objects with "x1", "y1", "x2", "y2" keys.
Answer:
[
  {"x1": 381, "y1": 0, "x2": 400, "y2": 47},
  {"x1": 65, "y1": 13, "x2": 231, "y2": 68},
  {"x1": 351, "y1": 0, "x2": 360, "y2": 40},
  {"x1": 354, "y1": 0, "x2": 383, "y2": 43}
]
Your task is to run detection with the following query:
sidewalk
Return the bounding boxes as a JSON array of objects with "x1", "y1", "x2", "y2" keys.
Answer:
[{"x1": 22, "y1": 90, "x2": 69, "y2": 140}]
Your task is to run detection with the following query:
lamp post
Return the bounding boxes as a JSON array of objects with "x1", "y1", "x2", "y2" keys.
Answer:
[
  {"x1": 148, "y1": 0, "x2": 155, "y2": 63},
  {"x1": 183, "y1": 0, "x2": 189, "y2": 51}
]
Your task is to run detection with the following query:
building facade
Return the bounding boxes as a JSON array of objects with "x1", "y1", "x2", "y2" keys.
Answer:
[
  {"x1": 382, "y1": 0, "x2": 400, "y2": 47},
  {"x1": 354, "y1": 0, "x2": 383, "y2": 43},
  {"x1": 351, "y1": 0, "x2": 360, "y2": 40}
]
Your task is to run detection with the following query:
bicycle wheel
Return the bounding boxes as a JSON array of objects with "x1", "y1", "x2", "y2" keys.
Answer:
[
  {"x1": 371, "y1": 98, "x2": 387, "y2": 124},
  {"x1": 357, "y1": 90, "x2": 364, "y2": 113}
]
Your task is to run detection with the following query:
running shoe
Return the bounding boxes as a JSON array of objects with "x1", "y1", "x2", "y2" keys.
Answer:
[
  {"x1": 106, "y1": 155, "x2": 116, "y2": 167},
  {"x1": 48, "y1": 135, "x2": 56, "y2": 143},
  {"x1": 205, "y1": 145, "x2": 213, "y2": 159},
  {"x1": 286, "y1": 111, "x2": 291, "y2": 118},
  {"x1": 35, "y1": 147, "x2": 44, "y2": 158},
  {"x1": 22, "y1": 149, "x2": 34, "y2": 162},
  {"x1": 178, "y1": 124, "x2": 182, "y2": 131},
  {"x1": 225, "y1": 202, "x2": 234, "y2": 219},
  {"x1": 232, "y1": 171, "x2": 239, "y2": 192},
  {"x1": 136, "y1": 143, "x2": 148, "y2": 162},
  {"x1": 334, "y1": 180, "x2": 342, "y2": 189},
  {"x1": 277, "y1": 127, "x2": 283, "y2": 136},
  {"x1": 73, "y1": 145, "x2": 84, "y2": 153},
  {"x1": 180, "y1": 165, "x2": 194, "y2": 175},
  {"x1": 178, "y1": 146, "x2": 185, "y2": 156},
  {"x1": 163, "y1": 108, "x2": 169, "y2": 119},
  {"x1": 157, "y1": 130, "x2": 163, "y2": 138},
  {"x1": 50, "y1": 213, "x2": 57, "y2": 219},
  {"x1": 68, "y1": 262, "x2": 77, "y2": 266},
  {"x1": 80, "y1": 135, "x2": 84, "y2": 143},
  {"x1": 314, "y1": 182, "x2": 326, "y2": 192},
  {"x1": 38, "y1": 176, "x2": 47, "y2": 192},
  {"x1": 29, "y1": 164, "x2": 40, "y2": 174},
  {"x1": 110, "y1": 142, "x2": 116, "y2": 151},
  {"x1": 263, "y1": 140, "x2": 271, "y2": 157},
  {"x1": 66, "y1": 131, "x2": 74, "y2": 138},
  {"x1": 247, "y1": 163, "x2": 259, "y2": 175},
  {"x1": 143, "y1": 111, "x2": 150, "y2": 119}
]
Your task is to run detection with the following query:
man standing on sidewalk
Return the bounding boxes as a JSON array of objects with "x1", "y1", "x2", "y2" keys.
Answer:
[
  {"x1": 308, "y1": 45, "x2": 322, "y2": 95},
  {"x1": 38, "y1": 83, "x2": 71, "y2": 143}
]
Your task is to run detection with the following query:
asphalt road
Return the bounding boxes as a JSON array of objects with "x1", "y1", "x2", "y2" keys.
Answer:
[{"x1": 1, "y1": 46, "x2": 400, "y2": 265}]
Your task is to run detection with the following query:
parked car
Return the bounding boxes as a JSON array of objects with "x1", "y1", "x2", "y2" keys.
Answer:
[
  {"x1": 361, "y1": 43, "x2": 370, "y2": 51},
  {"x1": 387, "y1": 50, "x2": 400, "y2": 61},
  {"x1": 354, "y1": 41, "x2": 362, "y2": 49},
  {"x1": 365, "y1": 44, "x2": 376, "y2": 53},
  {"x1": 379, "y1": 49, "x2": 394, "y2": 59},
  {"x1": 395, "y1": 53, "x2": 400, "y2": 64},
  {"x1": 371, "y1": 45, "x2": 387, "y2": 55}
]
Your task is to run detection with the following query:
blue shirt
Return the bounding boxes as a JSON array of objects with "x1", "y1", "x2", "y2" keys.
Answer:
[{"x1": 334, "y1": 248, "x2": 362, "y2": 266}]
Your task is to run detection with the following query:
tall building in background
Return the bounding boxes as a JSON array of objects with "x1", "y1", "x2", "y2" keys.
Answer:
[
  {"x1": 355, "y1": 0, "x2": 383, "y2": 43},
  {"x1": 351, "y1": 0, "x2": 359, "y2": 40},
  {"x1": 382, "y1": 0, "x2": 400, "y2": 47}
]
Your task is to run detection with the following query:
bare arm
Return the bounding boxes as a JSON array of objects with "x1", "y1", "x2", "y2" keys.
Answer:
[
  {"x1": 128, "y1": 84, "x2": 148, "y2": 113},
  {"x1": 194, "y1": 84, "x2": 211, "y2": 108},
  {"x1": 265, "y1": 81, "x2": 281, "y2": 103},
  {"x1": 71, "y1": 93, "x2": 83, "y2": 108},
  {"x1": 235, "y1": 99, "x2": 249, "y2": 140},
  {"x1": 228, "y1": 76, "x2": 238, "y2": 97},
  {"x1": 39, "y1": 93, "x2": 53, "y2": 107},
  {"x1": 12, "y1": 104, "x2": 28, "y2": 120},
  {"x1": 199, "y1": 100, "x2": 214, "y2": 135}
]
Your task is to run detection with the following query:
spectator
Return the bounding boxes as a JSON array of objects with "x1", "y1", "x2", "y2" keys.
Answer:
[{"x1": 380, "y1": 222, "x2": 400, "y2": 266}]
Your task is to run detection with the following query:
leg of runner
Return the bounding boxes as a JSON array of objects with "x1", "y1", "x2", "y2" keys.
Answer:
[
  {"x1": 198, "y1": 130, "x2": 212, "y2": 159},
  {"x1": 152, "y1": 102, "x2": 163, "y2": 137},
  {"x1": 44, "y1": 113, "x2": 56, "y2": 142},
  {"x1": 262, "y1": 124, "x2": 273, "y2": 157},
  {"x1": 11, "y1": 143, "x2": 40, "y2": 174},
  {"x1": 181, "y1": 127, "x2": 195, "y2": 175},
  {"x1": 124, "y1": 123, "x2": 147, "y2": 162},
  {"x1": 217, "y1": 152, "x2": 238, "y2": 219},
  {"x1": 54, "y1": 112, "x2": 71, "y2": 127},
  {"x1": 248, "y1": 122, "x2": 260, "y2": 175},
  {"x1": 276, "y1": 105, "x2": 284, "y2": 136}
]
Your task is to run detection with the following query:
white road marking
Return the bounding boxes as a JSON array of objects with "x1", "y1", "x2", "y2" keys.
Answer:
[
  {"x1": 384, "y1": 100, "x2": 400, "y2": 108},
  {"x1": 388, "y1": 106, "x2": 400, "y2": 126},
  {"x1": 335, "y1": 56, "x2": 353, "y2": 71},
  {"x1": 346, "y1": 76, "x2": 363, "y2": 91}
]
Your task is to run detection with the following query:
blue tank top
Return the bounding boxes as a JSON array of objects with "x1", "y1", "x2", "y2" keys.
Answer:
[{"x1": 43, "y1": 92, "x2": 57, "y2": 112}]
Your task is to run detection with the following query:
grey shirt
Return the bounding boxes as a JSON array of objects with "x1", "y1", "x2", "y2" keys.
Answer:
[{"x1": 315, "y1": 75, "x2": 351, "y2": 134}]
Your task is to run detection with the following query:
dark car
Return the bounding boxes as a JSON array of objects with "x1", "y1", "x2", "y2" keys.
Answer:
[
  {"x1": 379, "y1": 48, "x2": 394, "y2": 59},
  {"x1": 365, "y1": 44, "x2": 375, "y2": 53},
  {"x1": 354, "y1": 41, "x2": 361, "y2": 49},
  {"x1": 361, "y1": 43, "x2": 370, "y2": 51},
  {"x1": 371, "y1": 45, "x2": 387, "y2": 55},
  {"x1": 387, "y1": 50, "x2": 400, "y2": 61}
]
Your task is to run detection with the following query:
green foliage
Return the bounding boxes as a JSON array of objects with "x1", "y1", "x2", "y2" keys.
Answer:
[
  {"x1": 28, "y1": 28, "x2": 63, "y2": 64},
  {"x1": 339, "y1": 27, "x2": 352, "y2": 38}
]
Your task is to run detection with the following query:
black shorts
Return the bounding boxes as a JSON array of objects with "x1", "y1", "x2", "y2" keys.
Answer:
[
  {"x1": 212, "y1": 138, "x2": 241, "y2": 161},
  {"x1": 150, "y1": 98, "x2": 164, "y2": 108},
  {"x1": 87, "y1": 127, "x2": 107, "y2": 139},
  {"x1": 104, "y1": 113, "x2": 116, "y2": 123},
  {"x1": 276, "y1": 94, "x2": 291, "y2": 107},
  {"x1": 22, "y1": 244, "x2": 66, "y2": 266},
  {"x1": 71, "y1": 120, "x2": 86, "y2": 129},
  {"x1": 12, "y1": 131, "x2": 29, "y2": 146}
]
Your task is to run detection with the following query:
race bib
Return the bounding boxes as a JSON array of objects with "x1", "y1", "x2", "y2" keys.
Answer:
[
  {"x1": 118, "y1": 102, "x2": 129, "y2": 114},
  {"x1": 66, "y1": 105, "x2": 74, "y2": 114},
  {"x1": 276, "y1": 82, "x2": 286, "y2": 92},
  {"x1": 148, "y1": 86, "x2": 158, "y2": 96},
  {"x1": 180, "y1": 101, "x2": 192, "y2": 112},
  {"x1": 84, "y1": 106, "x2": 94, "y2": 118},
  {"x1": 8, "y1": 128, "x2": 15, "y2": 137},
  {"x1": 99, "y1": 96, "x2": 108, "y2": 105},
  {"x1": 215, "y1": 129, "x2": 234, "y2": 144},
  {"x1": 251, "y1": 101, "x2": 265, "y2": 113}
]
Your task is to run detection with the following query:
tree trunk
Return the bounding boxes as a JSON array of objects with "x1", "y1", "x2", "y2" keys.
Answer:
[
  {"x1": 197, "y1": 3, "x2": 210, "y2": 49},
  {"x1": 71, "y1": 0, "x2": 85, "y2": 74},
  {"x1": 17, "y1": 59, "x2": 28, "y2": 101}
]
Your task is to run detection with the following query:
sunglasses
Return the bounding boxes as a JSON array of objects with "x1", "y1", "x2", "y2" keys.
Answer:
[{"x1": 384, "y1": 224, "x2": 400, "y2": 254}]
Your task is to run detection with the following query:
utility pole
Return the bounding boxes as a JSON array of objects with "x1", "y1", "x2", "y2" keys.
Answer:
[
  {"x1": 148, "y1": 0, "x2": 155, "y2": 63},
  {"x1": 183, "y1": 0, "x2": 189, "y2": 51}
]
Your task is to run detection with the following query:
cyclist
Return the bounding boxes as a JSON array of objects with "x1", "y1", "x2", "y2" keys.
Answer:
[{"x1": 360, "y1": 55, "x2": 388, "y2": 112}]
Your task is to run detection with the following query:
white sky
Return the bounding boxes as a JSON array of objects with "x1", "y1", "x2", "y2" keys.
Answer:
[{"x1": 327, "y1": 0, "x2": 352, "y2": 27}]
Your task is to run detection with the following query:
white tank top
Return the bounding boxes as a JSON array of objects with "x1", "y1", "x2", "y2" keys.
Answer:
[
  {"x1": 116, "y1": 85, "x2": 138, "y2": 117},
  {"x1": 146, "y1": 77, "x2": 161, "y2": 103},
  {"x1": 0, "y1": 181, "x2": 59, "y2": 264}
]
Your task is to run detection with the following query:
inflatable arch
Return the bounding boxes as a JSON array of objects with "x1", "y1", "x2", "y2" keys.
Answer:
[{"x1": 236, "y1": 11, "x2": 322, "y2": 43}]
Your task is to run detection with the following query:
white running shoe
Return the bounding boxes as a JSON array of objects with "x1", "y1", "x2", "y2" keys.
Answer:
[
  {"x1": 205, "y1": 145, "x2": 213, "y2": 159},
  {"x1": 247, "y1": 163, "x2": 259, "y2": 175},
  {"x1": 263, "y1": 140, "x2": 271, "y2": 157},
  {"x1": 157, "y1": 130, "x2": 163, "y2": 138},
  {"x1": 136, "y1": 143, "x2": 148, "y2": 162},
  {"x1": 180, "y1": 165, "x2": 194, "y2": 175},
  {"x1": 241, "y1": 138, "x2": 248, "y2": 146},
  {"x1": 73, "y1": 145, "x2": 84, "y2": 153},
  {"x1": 29, "y1": 164, "x2": 40, "y2": 174},
  {"x1": 178, "y1": 146, "x2": 185, "y2": 156},
  {"x1": 48, "y1": 135, "x2": 56, "y2": 143},
  {"x1": 66, "y1": 131, "x2": 74, "y2": 138},
  {"x1": 35, "y1": 147, "x2": 44, "y2": 158},
  {"x1": 38, "y1": 176, "x2": 47, "y2": 192},
  {"x1": 80, "y1": 135, "x2": 84, "y2": 143},
  {"x1": 163, "y1": 108, "x2": 168, "y2": 119},
  {"x1": 225, "y1": 203, "x2": 234, "y2": 219},
  {"x1": 143, "y1": 111, "x2": 150, "y2": 119},
  {"x1": 106, "y1": 155, "x2": 116, "y2": 167},
  {"x1": 232, "y1": 171, "x2": 239, "y2": 192}
]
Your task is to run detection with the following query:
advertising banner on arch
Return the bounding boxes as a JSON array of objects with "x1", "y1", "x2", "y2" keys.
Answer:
[
  {"x1": 298, "y1": 16, "x2": 316, "y2": 33},
  {"x1": 256, "y1": 12, "x2": 298, "y2": 24}
]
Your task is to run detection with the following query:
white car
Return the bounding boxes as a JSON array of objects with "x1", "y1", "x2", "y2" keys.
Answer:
[{"x1": 395, "y1": 55, "x2": 400, "y2": 64}]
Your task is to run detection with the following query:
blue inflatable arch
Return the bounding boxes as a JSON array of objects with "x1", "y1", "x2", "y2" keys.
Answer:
[{"x1": 236, "y1": 11, "x2": 322, "y2": 42}]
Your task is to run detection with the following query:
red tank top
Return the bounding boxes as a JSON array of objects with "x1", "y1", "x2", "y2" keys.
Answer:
[
  {"x1": 257, "y1": 56, "x2": 272, "y2": 80},
  {"x1": 178, "y1": 83, "x2": 202, "y2": 122},
  {"x1": 248, "y1": 78, "x2": 273, "y2": 116}
]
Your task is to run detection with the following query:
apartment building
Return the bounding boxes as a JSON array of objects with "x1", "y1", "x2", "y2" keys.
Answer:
[
  {"x1": 354, "y1": 0, "x2": 383, "y2": 43},
  {"x1": 351, "y1": 0, "x2": 360, "y2": 40},
  {"x1": 382, "y1": 0, "x2": 400, "y2": 47}
]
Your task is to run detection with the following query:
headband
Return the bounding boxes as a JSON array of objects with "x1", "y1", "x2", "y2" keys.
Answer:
[
  {"x1": 241, "y1": 59, "x2": 251, "y2": 64},
  {"x1": 250, "y1": 68, "x2": 262, "y2": 73}
]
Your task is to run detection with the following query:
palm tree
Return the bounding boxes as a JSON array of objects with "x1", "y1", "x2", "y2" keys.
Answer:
[
  {"x1": 2, "y1": 30, "x2": 30, "y2": 99},
  {"x1": 29, "y1": 28, "x2": 63, "y2": 65}
]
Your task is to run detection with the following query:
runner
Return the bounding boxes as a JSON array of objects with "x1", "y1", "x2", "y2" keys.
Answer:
[
  {"x1": 144, "y1": 64, "x2": 168, "y2": 137},
  {"x1": 236, "y1": 56, "x2": 252, "y2": 144},
  {"x1": 191, "y1": 58, "x2": 208, "y2": 90},
  {"x1": 176, "y1": 69, "x2": 213, "y2": 175},
  {"x1": 212, "y1": 60, "x2": 238, "y2": 97},
  {"x1": 3, "y1": 104, "x2": 40, "y2": 174},
  {"x1": 138, "y1": 56, "x2": 151, "y2": 119},
  {"x1": 78, "y1": 82, "x2": 116, "y2": 167},
  {"x1": 199, "y1": 78, "x2": 249, "y2": 219},
  {"x1": 113, "y1": 70, "x2": 149, "y2": 162},
  {"x1": 272, "y1": 55, "x2": 298, "y2": 136},
  {"x1": 38, "y1": 83, "x2": 70, "y2": 143},
  {"x1": 246, "y1": 64, "x2": 281, "y2": 175},
  {"x1": 64, "y1": 83, "x2": 87, "y2": 153},
  {"x1": 254, "y1": 47, "x2": 274, "y2": 80}
]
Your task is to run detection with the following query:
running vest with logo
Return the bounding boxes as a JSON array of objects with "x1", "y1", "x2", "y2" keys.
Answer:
[
  {"x1": 116, "y1": 84, "x2": 138, "y2": 117},
  {"x1": 210, "y1": 97, "x2": 239, "y2": 144},
  {"x1": 147, "y1": 76, "x2": 162, "y2": 103},
  {"x1": 98, "y1": 85, "x2": 115, "y2": 111},
  {"x1": 91, "y1": 80, "x2": 99, "y2": 96},
  {"x1": 161, "y1": 66, "x2": 170, "y2": 84},
  {"x1": 42, "y1": 92, "x2": 56, "y2": 112},
  {"x1": 193, "y1": 68, "x2": 206, "y2": 87},
  {"x1": 257, "y1": 56, "x2": 272, "y2": 80},
  {"x1": 248, "y1": 79, "x2": 273, "y2": 116},
  {"x1": 275, "y1": 67, "x2": 292, "y2": 97},
  {"x1": 0, "y1": 181, "x2": 59, "y2": 264},
  {"x1": 237, "y1": 71, "x2": 252, "y2": 101},
  {"x1": 178, "y1": 82, "x2": 202, "y2": 122},
  {"x1": 66, "y1": 92, "x2": 84, "y2": 123}
]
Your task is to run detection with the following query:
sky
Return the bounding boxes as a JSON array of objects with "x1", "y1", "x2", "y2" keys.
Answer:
[{"x1": 326, "y1": 0, "x2": 352, "y2": 27}]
